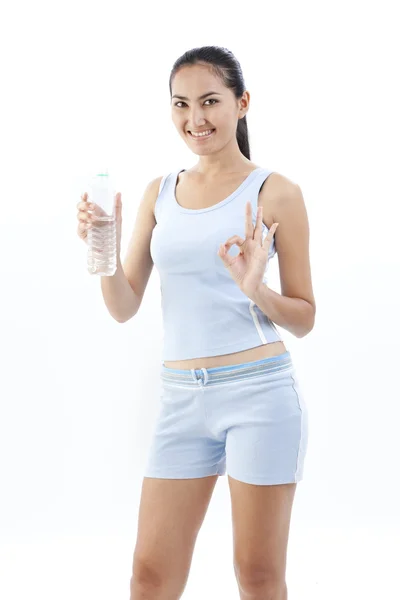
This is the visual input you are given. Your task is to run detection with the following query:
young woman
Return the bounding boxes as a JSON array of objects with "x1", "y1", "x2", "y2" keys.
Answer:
[{"x1": 78, "y1": 45, "x2": 316, "y2": 600}]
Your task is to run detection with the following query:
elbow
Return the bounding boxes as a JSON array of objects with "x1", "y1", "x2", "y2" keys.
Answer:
[
  {"x1": 110, "y1": 311, "x2": 128, "y2": 323},
  {"x1": 115, "y1": 310, "x2": 137, "y2": 323},
  {"x1": 115, "y1": 314, "x2": 129, "y2": 323},
  {"x1": 297, "y1": 326, "x2": 313, "y2": 338},
  {"x1": 296, "y1": 307, "x2": 316, "y2": 338}
]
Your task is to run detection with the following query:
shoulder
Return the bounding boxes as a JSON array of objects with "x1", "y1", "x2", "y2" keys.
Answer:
[
  {"x1": 259, "y1": 171, "x2": 303, "y2": 224},
  {"x1": 144, "y1": 174, "x2": 168, "y2": 218},
  {"x1": 150, "y1": 174, "x2": 167, "y2": 190}
]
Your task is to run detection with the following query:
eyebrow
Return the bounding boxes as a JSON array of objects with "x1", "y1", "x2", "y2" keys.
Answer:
[{"x1": 171, "y1": 91, "x2": 222, "y2": 101}]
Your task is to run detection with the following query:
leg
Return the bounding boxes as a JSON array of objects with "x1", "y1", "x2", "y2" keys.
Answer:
[
  {"x1": 229, "y1": 475, "x2": 297, "y2": 600},
  {"x1": 130, "y1": 474, "x2": 218, "y2": 600}
]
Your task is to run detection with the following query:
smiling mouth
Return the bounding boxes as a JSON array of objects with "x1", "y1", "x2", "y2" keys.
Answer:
[{"x1": 188, "y1": 129, "x2": 216, "y2": 139}]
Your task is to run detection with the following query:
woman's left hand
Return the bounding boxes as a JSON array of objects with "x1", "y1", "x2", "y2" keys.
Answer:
[{"x1": 217, "y1": 202, "x2": 279, "y2": 298}]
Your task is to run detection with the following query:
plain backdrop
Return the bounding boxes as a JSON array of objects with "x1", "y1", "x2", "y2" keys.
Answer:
[{"x1": 1, "y1": 0, "x2": 399, "y2": 598}]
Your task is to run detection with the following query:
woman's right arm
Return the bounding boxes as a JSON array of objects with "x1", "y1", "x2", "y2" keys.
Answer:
[{"x1": 100, "y1": 175, "x2": 163, "y2": 323}]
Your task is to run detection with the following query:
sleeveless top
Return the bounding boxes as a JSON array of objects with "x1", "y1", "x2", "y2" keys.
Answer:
[{"x1": 149, "y1": 167, "x2": 283, "y2": 361}]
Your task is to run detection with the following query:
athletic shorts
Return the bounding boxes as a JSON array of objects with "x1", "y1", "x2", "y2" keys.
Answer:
[{"x1": 143, "y1": 351, "x2": 309, "y2": 485}]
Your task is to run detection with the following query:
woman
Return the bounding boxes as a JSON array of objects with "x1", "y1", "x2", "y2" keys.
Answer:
[{"x1": 78, "y1": 45, "x2": 316, "y2": 600}]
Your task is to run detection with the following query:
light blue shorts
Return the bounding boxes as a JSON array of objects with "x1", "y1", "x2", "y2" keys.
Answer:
[{"x1": 144, "y1": 351, "x2": 309, "y2": 485}]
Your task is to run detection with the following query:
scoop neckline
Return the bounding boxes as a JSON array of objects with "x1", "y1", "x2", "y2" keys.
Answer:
[{"x1": 173, "y1": 167, "x2": 264, "y2": 214}]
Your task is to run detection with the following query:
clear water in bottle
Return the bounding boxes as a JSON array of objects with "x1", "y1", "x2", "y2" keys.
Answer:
[{"x1": 87, "y1": 170, "x2": 117, "y2": 276}]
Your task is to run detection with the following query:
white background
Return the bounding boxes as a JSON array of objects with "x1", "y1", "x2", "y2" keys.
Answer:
[{"x1": 1, "y1": 0, "x2": 399, "y2": 598}]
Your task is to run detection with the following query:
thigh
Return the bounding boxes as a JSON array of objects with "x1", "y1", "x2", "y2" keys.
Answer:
[
  {"x1": 144, "y1": 380, "x2": 226, "y2": 479},
  {"x1": 229, "y1": 476, "x2": 296, "y2": 579},
  {"x1": 225, "y1": 367, "x2": 309, "y2": 485},
  {"x1": 132, "y1": 475, "x2": 219, "y2": 582}
]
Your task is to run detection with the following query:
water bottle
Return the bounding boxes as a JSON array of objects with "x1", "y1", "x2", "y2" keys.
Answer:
[{"x1": 87, "y1": 169, "x2": 117, "y2": 276}]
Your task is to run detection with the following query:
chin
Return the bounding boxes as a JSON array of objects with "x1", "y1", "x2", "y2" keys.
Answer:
[{"x1": 191, "y1": 147, "x2": 216, "y2": 155}]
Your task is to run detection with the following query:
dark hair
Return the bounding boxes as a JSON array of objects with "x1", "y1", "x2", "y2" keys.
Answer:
[{"x1": 169, "y1": 46, "x2": 251, "y2": 160}]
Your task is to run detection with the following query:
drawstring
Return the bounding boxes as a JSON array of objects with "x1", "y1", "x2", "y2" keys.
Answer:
[
  {"x1": 201, "y1": 368, "x2": 209, "y2": 385},
  {"x1": 190, "y1": 367, "x2": 209, "y2": 385}
]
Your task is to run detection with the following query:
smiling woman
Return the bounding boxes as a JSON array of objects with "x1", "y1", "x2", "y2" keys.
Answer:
[{"x1": 119, "y1": 45, "x2": 315, "y2": 600}]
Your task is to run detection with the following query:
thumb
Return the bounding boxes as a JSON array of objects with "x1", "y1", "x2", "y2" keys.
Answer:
[{"x1": 114, "y1": 192, "x2": 122, "y2": 217}]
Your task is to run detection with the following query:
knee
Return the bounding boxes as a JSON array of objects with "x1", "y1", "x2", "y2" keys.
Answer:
[
  {"x1": 130, "y1": 553, "x2": 187, "y2": 600},
  {"x1": 130, "y1": 555, "x2": 164, "y2": 595},
  {"x1": 234, "y1": 560, "x2": 287, "y2": 599}
]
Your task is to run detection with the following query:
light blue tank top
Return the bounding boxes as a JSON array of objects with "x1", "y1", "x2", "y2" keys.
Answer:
[{"x1": 150, "y1": 167, "x2": 282, "y2": 361}]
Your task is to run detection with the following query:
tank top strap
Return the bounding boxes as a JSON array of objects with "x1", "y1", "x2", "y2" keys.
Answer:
[
  {"x1": 247, "y1": 167, "x2": 276, "y2": 211},
  {"x1": 154, "y1": 171, "x2": 179, "y2": 222}
]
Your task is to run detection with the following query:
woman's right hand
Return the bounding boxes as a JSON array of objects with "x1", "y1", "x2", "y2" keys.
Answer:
[{"x1": 76, "y1": 192, "x2": 122, "y2": 255}]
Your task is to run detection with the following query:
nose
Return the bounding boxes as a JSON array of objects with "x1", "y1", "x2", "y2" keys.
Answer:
[{"x1": 187, "y1": 107, "x2": 207, "y2": 128}]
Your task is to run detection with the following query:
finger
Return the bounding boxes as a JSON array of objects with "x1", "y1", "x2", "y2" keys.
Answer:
[
  {"x1": 244, "y1": 201, "x2": 254, "y2": 239},
  {"x1": 77, "y1": 200, "x2": 95, "y2": 211},
  {"x1": 77, "y1": 210, "x2": 92, "y2": 222},
  {"x1": 220, "y1": 235, "x2": 245, "y2": 252},
  {"x1": 253, "y1": 205, "x2": 263, "y2": 243},
  {"x1": 78, "y1": 223, "x2": 88, "y2": 237},
  {"x1": 78, "y1": 220, "x2": 91, "y2": 231},
  {"x1": 77, "y1": 193, "x2": 88, "y2": 208},
  {"x1": 114, "y1": 193, "x2": 122, "y2": 217},
  {"x1": 262, "y1": 223, "x2": 279, "y2": 249}
]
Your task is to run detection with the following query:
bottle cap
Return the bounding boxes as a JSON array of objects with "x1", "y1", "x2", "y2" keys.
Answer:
[{"x1": 96, "y1": 167, "x2": 109, "y2": 177}]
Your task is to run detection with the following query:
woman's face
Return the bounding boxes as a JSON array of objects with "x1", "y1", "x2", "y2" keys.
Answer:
[{"x1": 170, "y1": 63, "x2": 249, "y2": 155}]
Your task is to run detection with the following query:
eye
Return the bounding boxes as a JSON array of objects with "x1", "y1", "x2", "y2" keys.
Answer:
[{"x1": 174, "y1": 99, "x2": 219, "y2": 108}]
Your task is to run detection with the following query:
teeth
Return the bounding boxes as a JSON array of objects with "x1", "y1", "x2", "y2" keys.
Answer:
[{"x1": 190, "y1": 129, "x2": 214, "y2": 137}]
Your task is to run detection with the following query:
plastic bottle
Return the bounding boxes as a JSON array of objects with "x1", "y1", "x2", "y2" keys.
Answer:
[{"x1": 87, "y1": 169, "x2": 117, "y2": 276}]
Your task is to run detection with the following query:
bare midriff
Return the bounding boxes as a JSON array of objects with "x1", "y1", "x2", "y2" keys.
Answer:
[{"x1": 163, "y1": 341, "x2": 287, "y2": 370}]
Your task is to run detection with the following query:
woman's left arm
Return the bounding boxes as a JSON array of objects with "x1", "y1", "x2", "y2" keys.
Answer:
[{"x1": 250, "y1": 182, "x2": 316, "y2": 338}]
